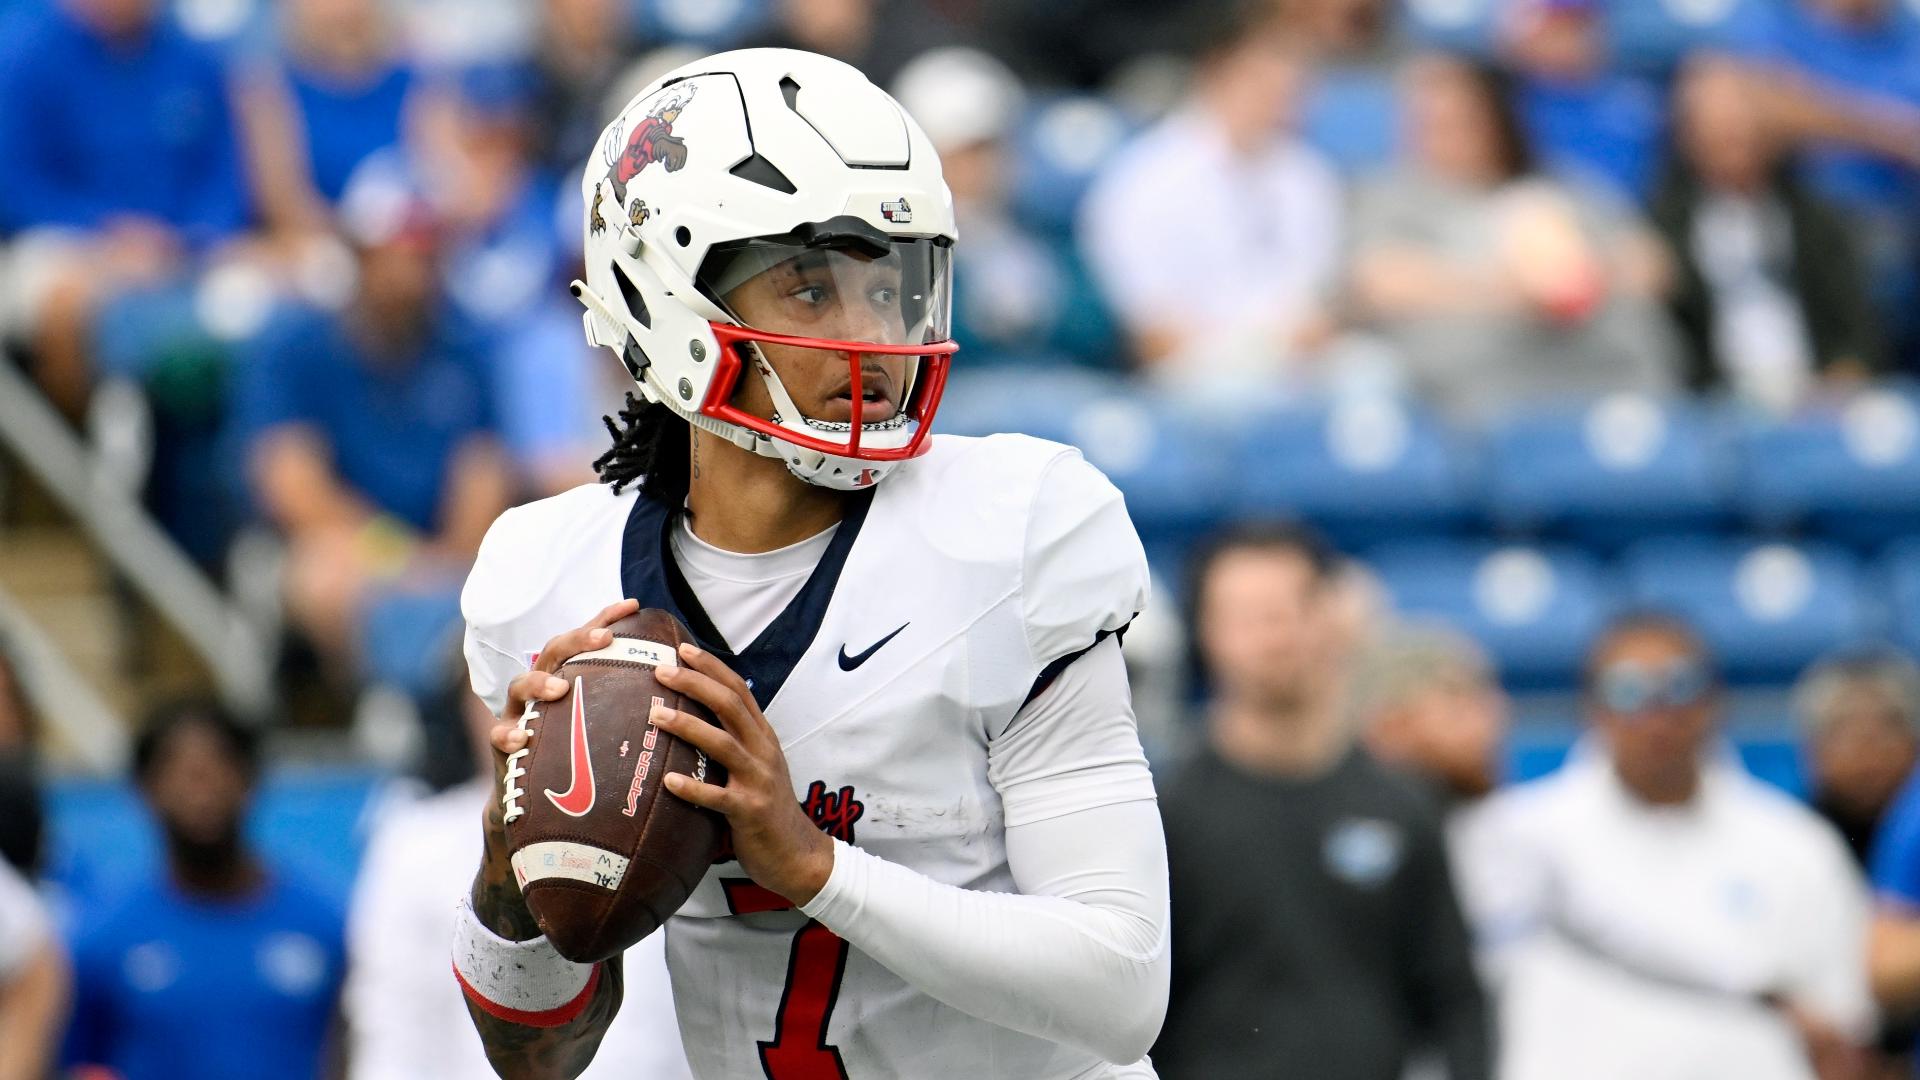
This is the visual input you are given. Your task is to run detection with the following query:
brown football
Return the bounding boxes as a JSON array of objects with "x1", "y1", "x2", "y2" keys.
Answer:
[{"x1": 502, "y1": 608, "x2": 727, "y2": 963}]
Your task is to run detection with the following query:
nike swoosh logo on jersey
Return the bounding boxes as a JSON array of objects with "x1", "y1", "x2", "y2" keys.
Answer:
[
  {"x1": 544, "y1": 677, "x2": 597, "y2": 817},
  {"x1": 837, "y1": 623, "x2": 908, "y2": 671}
]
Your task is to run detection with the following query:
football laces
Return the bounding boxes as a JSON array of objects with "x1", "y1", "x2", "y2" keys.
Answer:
[{"x1": 501, "y1": 699, "x2": 540, "y2": 824}]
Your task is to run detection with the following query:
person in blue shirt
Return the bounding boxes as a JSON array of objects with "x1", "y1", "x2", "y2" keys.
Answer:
[
  {"x1": 64, "y1": 701, "x2": 346, "y2": 1080},
  {"x1": 1721, "y1": 0, "x2": 1920, "y2": 213},
  {"x1": 233, "y1": 169, "x2": 513, "y2": 681},
  {"x1": 1501, "y1": 0, "x2": 1667, "y2": 202},
  {"x1": 1719, "y1": 0, "x2": 1920, "y2": 356},
  {"x1": 236, "y1": 0, "x2": 414, "y2": 232},
  {"x1": 1867, "y1": 757, "x2": 1920, "y2": 1069},
  {"x1": 426, "y1": 65, "x2": 566, "y2": 333},
  {"x1": 279, "y1": 0, "x2": 412, "y2": 206},
  {"x1": 0, "y1": 0, "x2": 253, "y2": 413}
]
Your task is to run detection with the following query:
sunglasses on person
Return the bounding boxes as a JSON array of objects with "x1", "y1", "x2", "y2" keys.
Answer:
[{"x1": 1591, "y1": 659, "x2": 1714, "y2": 715}]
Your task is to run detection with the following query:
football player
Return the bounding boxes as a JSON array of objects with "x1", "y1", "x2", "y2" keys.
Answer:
[{"x1": 452, "y1": 49, "x2": 1170, "y2": 1079}]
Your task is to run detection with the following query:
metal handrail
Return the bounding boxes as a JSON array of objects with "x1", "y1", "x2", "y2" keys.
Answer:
[
  {"x1": 0, "y1": 361, "x2": 274, "y2": 725},
  {"x1": 0, "y1": 584, "x2": 124, "y2": 770}
]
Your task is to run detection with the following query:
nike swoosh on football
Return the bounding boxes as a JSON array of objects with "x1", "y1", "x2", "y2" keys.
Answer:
[
  {"x1": 545, "y1": 677, "x2": 597, "y2": 817},
  {"x1": 838, "y1": 623, "x2": 909, "y2": 671}
]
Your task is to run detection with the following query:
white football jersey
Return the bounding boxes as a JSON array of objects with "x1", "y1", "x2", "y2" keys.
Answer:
[{"x1": 462, "y1": 433, "x2": 1151, "y2": 1080}]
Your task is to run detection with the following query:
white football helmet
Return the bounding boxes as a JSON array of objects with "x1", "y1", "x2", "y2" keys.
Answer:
[{"x1": 572, "y1": 48, "x2": 958, "y2": 491}]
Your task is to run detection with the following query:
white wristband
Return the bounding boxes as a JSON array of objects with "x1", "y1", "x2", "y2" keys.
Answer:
[{"x1": 452, "y1": 895, "x2": 600, "y2": 1028}]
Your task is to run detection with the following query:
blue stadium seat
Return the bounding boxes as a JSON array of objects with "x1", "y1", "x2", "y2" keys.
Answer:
[
  {"x1": 936, "y1": 375, "x2": 1228, "y2": 578},
  {"x1": 1735, "y1": 389, "x2": 1920, "y2": 549},
  {"x1": 1603, "y1": 0, "x2": 1771, "y2": 73},
  {"x1": 1235, "y1": 397, "x2": 1474, "y2": 549},
  {"x1": 1879, "y1": 539, "x2": 1920, "y2": 658},
  {"x1": 1009, "y1": 95, "x2": 1134, "y2": 238},
  {"x1": 1300, "y1": 67, "x2": 1400, "y2": 176},
  {"x1": 1070, "y1": 398, "x2": 1240, "y2": 582},
  {"x1": 1483, "y1": 396, "x2": 1734, "y2": 550},
  {"x1": 1400, "y1": 0, "x2": 1502, "y2": 56},
  {"x1": 1619, "y1": 536, "x2": 1877, "y2": 685},
  {"x1": 1366, "y1": 540, "x2": 1616, "y2": 690},
  {"x1": 934, "y1": 367, "x2": 1128, "y2": 442}
]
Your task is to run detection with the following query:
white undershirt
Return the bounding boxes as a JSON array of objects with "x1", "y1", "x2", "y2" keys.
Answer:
[{"x1": 669, "y1": 516, "x2": 837, "y2": 648}]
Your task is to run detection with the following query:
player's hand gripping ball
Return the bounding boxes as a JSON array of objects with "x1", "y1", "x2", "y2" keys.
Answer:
[
  {"x1": 497, "y1": 604, "x2": 728, "y2": 963},
  {"x1": 651, "y1": 640, "x2": 839, "y2": 909}
]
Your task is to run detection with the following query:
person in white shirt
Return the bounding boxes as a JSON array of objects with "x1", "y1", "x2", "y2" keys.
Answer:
[
  {"x1": 1077, "y1": 7, "x2": 1344, "y2": 386},
  {"x1": 0, "y1": 856, "x2": 65, "y2": 1080},
  {"x1": 1460, "y1": 612, "x2": 1874, "y2": 1080},
  {"x1": 346, "y1": 693, "x2": 691, "y2": 1079}
]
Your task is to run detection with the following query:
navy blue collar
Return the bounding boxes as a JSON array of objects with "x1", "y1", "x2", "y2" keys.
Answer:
[{"x1": 620, "y1": 489, "x2": 874, "y2": 707}]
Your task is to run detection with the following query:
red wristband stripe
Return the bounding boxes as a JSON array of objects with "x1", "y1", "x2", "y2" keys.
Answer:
[{"x1": 453, "y1": 959, "x2": 602, "y2": 1029}]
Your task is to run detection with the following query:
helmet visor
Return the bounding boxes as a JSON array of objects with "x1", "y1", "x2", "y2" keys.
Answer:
[
  {"x1": 699, "y1": 235, "x2": 952, "y2": 346},
  {"x1": 694, "y1": 232, "x2": 956, "y2": 464}
]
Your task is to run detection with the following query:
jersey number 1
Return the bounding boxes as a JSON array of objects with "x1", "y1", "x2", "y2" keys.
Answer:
[{"x1": 758, "y1": 922, "x2": 851, "y2": 1080}]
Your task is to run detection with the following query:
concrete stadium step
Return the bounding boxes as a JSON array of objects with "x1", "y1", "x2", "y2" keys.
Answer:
[
  {"x1": 0, "y1": 528, "x2": 104, "y2": 596},
  {"x1": 0, "y1": 527, "x2": 139, "y2": 718}
]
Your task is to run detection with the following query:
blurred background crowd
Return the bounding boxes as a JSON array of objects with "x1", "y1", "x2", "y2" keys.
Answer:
[{"x1": 3, "y1": 0, "x2": 1920, "y2": 1076}]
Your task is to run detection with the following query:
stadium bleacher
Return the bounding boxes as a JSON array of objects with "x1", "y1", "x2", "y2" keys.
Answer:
[
  {"x1": 1366, "y1": 539, "x2": 1614, "y2": 690},
  {"x1": 1735, "y1": 386, "x2": 1920, "y2": 549},
  {"x1": 1481, "y1": 394, "x2": 1735, "y2": 550},
  {"x1": 948, "y1": 386, "x2": 1920, "y2": 702}
]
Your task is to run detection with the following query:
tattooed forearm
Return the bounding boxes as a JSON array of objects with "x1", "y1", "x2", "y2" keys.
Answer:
[
  {"x1": 464, "y1": 814, "x2": 621, "y2": 1079},
  {"x1": 466, "y1": 955, "x2": 625, "y2": 1080},
  {"x1": 472, "y1": 817, "x2": 542, "y2": 940}
]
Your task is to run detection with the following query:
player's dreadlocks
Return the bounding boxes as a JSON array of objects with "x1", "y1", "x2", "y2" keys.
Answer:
[{"x1": 593, "y1": 392, "x2": 690, "y2": 508}]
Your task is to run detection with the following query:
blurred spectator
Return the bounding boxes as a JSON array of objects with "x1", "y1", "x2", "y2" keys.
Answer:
[
  {"x1": 1080, "y1": 8, "x2": 1344, "y2": 386},
  {"x1": 1652, "y1": 58, "x2": 1882, "y2": 409},
  {"x1": 492, "y1": 303, "x2": 629, "y2": 497},
  {"x1": 238, "y1": 0, "x2": 415, "y2": 232},
  {"x1": 0, "y1": 857, "x2": 66, "y2": 1080},
  {"x1": 0, "y1": 635, "x2": 43, "y2": 876},
  {"x1": 894, "y1": 47, "x2": 1118, "y2": 369},
  {"x1": 1721, "y1": 0, "x2": 1920, "y2": 352},
  {"x1": 0, "y1": 0, "x2": 253, "y2": 413},
  {"x1": 1155, "y1": 523, "x2": 1491, "y2": 1080},
  {"x1": 1348, "y1": 55, "x2": 1681, "y2": 421},
  {"x1": 1287, "y1": 0, "x2": 1409, "y2": 176},
  {"x1": 1499, "y1": 0, "x2": 1666, "y2": 200},
  {"x1": 390, "y1": 0, "x2": 537, "y2": 70},
  {"x1": 747, "y1": 0, "x2": 953, "y2": 89},
  {"x1": 407, "y1": 67, "x2": 564, "y2": 332},
  {"x1": 66, "y1": 702, "x2": 346, "y2": 1080},
  {"x1": 1795, "y1": 650, "x2": 1920, "y2": 866},
  {"x1": 981, "y1": 0, "x2": 1234, "y2": 92},
  {"x1": 1467, "y1": 613, "x2": 1873, "y2": 1080},
  {"x1": 1354, "y1": 621, "x2": 1509, "y2": 809},
  {"x1": 234, "y1": 174, "x2": 512, "y2": 681},
  {"x1": 345, "y1": 691, "x2": 691, "y2": 1079},
  {"x1": 529, "y1": 0, "x2": 639, "y2": 174}
]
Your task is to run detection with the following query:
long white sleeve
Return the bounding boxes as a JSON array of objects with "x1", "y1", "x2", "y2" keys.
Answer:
[{"x1": 798, "y1": 637, "x2": 1170, "y2": 1065}]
